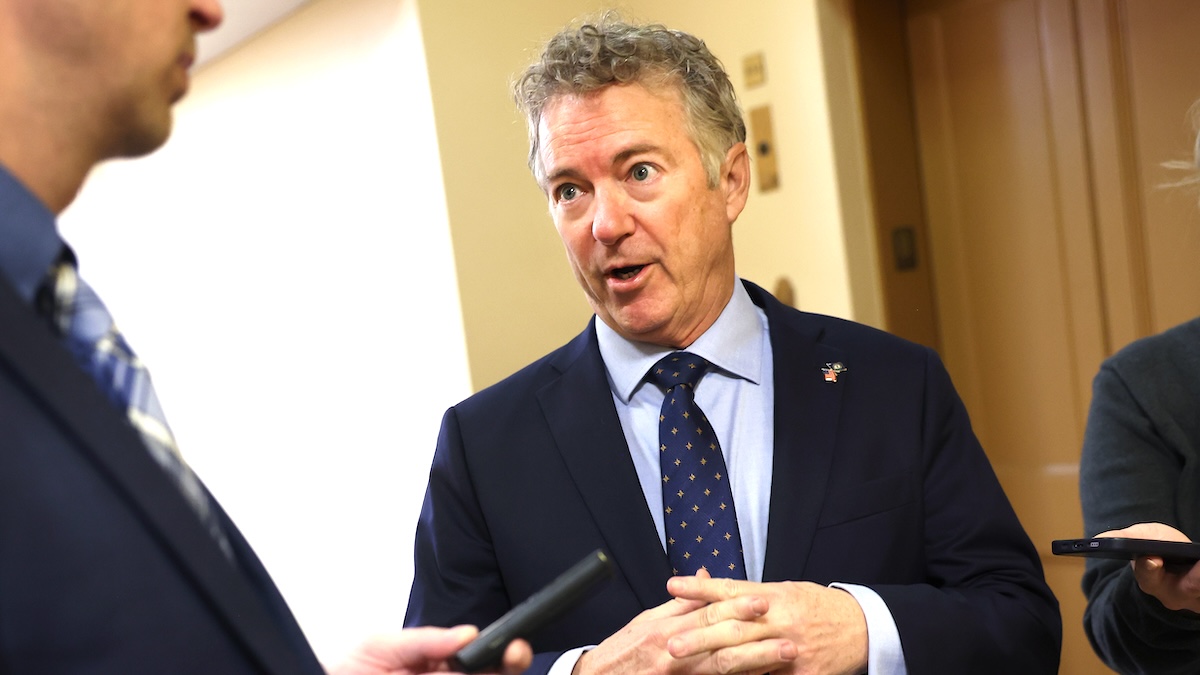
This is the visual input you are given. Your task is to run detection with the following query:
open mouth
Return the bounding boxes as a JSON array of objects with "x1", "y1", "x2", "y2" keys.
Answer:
[{"x1": 610, "y1": 265, "x2": 645, "y2": 281}]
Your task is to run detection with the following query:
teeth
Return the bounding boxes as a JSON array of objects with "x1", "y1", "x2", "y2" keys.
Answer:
[{"x1": 613, "y1": 266, "x2": 641, "y2": 280}]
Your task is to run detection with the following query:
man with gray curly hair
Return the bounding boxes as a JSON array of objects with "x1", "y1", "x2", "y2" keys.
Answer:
[{"x1": 407, "y1": 13, "x2": 1060, "y2": 675}]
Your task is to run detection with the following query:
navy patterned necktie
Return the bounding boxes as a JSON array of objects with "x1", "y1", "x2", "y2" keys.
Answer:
[
  {"x1": 650, "y1": 352, "x2": 746, "y2": 579},
  {"x1": 51, "y1": 261, "x2": 233, "y2": 560}
]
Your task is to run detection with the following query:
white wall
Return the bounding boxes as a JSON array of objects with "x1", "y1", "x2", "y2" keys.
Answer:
[{"x1": 59, "y1": 0, "x2": 464, "y2": 664}]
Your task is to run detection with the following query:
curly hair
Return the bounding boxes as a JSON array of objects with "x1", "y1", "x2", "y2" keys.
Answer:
[{"x1": 513, "y1": 12, "x2": 746, "y2": 188}]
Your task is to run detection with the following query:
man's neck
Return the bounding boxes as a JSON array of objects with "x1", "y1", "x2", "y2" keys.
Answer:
[
  {"x1": 0, "y1": 51, "x2": 96, "y2": 214},
  {"x1": 0, "y1": 112, "x2": 92, "y2": 215}
]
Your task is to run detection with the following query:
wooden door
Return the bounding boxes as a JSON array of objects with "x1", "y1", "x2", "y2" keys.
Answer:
[{"x1": 855, "y1": 0, "x2": 1200, "y2": 672}]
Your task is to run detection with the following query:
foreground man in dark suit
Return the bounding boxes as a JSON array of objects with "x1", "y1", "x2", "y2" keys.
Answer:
[
  {"x1": 0, "y1": 0, "x2": 530, "y2": 672},
  {"x1": 406, "y1": 14, "x2": 1061, "y2": 675}
]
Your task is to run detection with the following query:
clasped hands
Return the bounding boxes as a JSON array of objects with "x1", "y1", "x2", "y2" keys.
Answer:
[
  {"x1": 574, "y1": 569, "x2": 868, "y2": 675},
  {"x1": 1097, "y1": 522, "x2": 1200, "y2": 613}
]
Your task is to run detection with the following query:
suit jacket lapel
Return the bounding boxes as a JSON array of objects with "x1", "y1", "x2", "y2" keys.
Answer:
[
  {"x1": 0, "y1": 278, "x2": 315, "y2": 675},
  {"x1": 745, "y1": 282, "x2": 846, "y2": 582},
  {"x1": 537, "y1": 322, "x2": 674, "y2": 608}
]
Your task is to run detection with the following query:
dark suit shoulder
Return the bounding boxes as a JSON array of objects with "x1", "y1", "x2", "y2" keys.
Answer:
[
  {"x1": 744, "y1": 279, "x2": 935, "y2": 371},
  {"x1": 796, "y1": 308, "x2": 928, "y2": 354}
]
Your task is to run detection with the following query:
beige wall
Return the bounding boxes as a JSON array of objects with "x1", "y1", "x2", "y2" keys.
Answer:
[
  {"x1": 419, "y1": 0, "x2": 882, "y2": 390},
  {"x1": 416, "y1": 0, "x2": 599, "y2": 391}
]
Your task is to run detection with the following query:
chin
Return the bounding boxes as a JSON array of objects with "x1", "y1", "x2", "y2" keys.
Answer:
[
  {"x1": 119, "y1": 118, "x2": 174, "y2": 158},
  {"x1": 610, "y1": 314, "x2": 671, "y2": 343}
]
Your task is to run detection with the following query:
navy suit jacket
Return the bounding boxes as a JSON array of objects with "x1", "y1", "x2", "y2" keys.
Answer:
[
  {"x1": 405, "y1": 281, "x2": 1061, "y2": 674},
  {"x1": 0, "y1": 276, "x2": 324, "y2": 674}
]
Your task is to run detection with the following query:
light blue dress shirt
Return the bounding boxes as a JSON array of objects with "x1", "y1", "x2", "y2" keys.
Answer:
[{"x1": 548, "y1": 281, "x2": 906, "y2": 675}]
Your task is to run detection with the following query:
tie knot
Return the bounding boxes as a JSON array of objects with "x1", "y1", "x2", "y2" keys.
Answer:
[{"x1": 648, "y1": 351, "x2": 712, "y2": 391}]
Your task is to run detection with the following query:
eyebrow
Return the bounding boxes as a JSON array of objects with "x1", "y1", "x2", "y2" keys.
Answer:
[
  {"x1": 543, "y1": 166, "x2": 582, "y2": 190},
  {"x1": 613, "y1": 143, "x2": 661, "y2": 166}
]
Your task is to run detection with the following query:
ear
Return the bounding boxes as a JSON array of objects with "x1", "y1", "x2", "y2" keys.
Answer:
[{"x1": 720, "y1": 142, "x2": 751, "y2": 223}]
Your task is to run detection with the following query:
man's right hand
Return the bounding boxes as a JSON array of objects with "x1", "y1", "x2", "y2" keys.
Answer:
[{"x1": 571, "y1": 571, "x2": 797, "y2": 675}]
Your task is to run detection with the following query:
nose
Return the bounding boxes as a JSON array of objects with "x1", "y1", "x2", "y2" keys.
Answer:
[
  {"x1": 591, "y1": 188, "x2": 635, "y2": 245},
  {"x1": 191, "y1": 0, "x2": 225, "y2": 32}
]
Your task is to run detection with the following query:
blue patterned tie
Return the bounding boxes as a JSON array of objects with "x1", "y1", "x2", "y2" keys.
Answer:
[
  {"x1": 52, "y1": 261, "x2": 232, "y2": 559},
  {"x1": 651, "y1": 352, "x2": 746, "y2": 579}
]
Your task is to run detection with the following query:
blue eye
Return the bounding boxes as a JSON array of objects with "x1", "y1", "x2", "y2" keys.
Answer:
[
  {"x1": 556, "y1": 184, "x2": 579, "y2": 202},
  {"x1": 631, "y1": 164, "x2": 652, "y2": 181}
]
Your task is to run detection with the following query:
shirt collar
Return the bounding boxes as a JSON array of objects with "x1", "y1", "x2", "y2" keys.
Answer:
[
  {"x1": 596, "y1": 279, "x2": 766, "y2": 403},
  {"x1": 0, "y1": 164, "x2": 65, "y2": 303}
]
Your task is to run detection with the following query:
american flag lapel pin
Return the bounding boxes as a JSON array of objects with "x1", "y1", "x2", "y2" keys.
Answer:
[{"x1": 821, "y1": 362, "x2": 847, "y2": 383}]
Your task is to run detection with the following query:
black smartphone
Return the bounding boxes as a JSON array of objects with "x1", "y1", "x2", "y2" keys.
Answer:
[
  {"x1": 1052, "y1": 537, "x2": 1200, "y2": 568},
  {"x1": 449, "y1": 549, "x2": 614, "y2": 673}
]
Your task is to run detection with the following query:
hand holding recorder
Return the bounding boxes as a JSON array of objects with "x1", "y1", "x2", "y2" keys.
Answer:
[
  {"x1": 450, "y1": 549, "x2": 614, "y2": 673},
  {"x1": 329, "y1": 625, "x2": 532, "y2": 675}
]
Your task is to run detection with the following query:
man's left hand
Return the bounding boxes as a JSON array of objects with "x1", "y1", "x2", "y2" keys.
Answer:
[{"x1": 666, "y1": 577, "x2": 868, "y2": 675}]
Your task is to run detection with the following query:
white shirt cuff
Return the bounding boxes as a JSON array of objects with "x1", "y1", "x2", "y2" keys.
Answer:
[
  {"x1": 831, "y1": 583, "x2": 907, "y2": 675},
  {"x1": 546, "y1": 646, "x2": 593, "y2": 675}
]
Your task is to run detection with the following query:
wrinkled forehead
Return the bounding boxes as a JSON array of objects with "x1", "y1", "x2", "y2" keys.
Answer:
[{"x1": 532, "y1": 82, "x2": 689, "y2": 178}]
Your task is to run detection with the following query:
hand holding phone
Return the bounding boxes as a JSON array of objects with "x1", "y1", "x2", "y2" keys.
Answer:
[
  {"x1": 1054, "y1": 533, "x2": 1200, "y2": 611},
  {"x1": 449, "y1": 549, "x2": 614, "y2": 673},
  {"x1": 1051, "y1": 537, "x2": 1200, "y2": 570}
]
